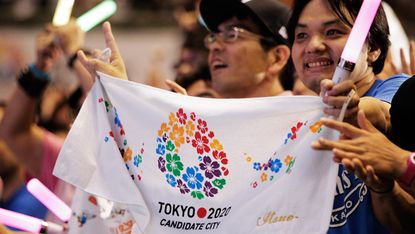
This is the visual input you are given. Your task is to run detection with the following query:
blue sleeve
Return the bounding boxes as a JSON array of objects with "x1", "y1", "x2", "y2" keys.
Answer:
[{"x1": 373, "y1": 74, "x2": 409, "y2": 103}]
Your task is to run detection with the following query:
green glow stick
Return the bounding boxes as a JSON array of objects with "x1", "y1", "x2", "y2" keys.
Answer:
[
  {"x1": 77, "y1": 0, "x2": 117, "y2": 32},
  {"x1": 52, "y1": 0, "x2": 75, "y2": 26}
]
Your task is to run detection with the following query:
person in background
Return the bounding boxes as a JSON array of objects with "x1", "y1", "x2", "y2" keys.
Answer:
[
  {"x1": 165, "y1": 28, "x2": 219, "y2": 98},
  {"x1": 0, "y1": 140, "x2": 48, "y2": 230},
  {"x1": 0, "y1": 20, "x2": 93, "y2": 222}
]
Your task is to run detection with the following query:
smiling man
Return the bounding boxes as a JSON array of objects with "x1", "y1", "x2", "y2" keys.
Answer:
[{"x1": 199, "y1": 0, "x2": 294, "y2": 98}]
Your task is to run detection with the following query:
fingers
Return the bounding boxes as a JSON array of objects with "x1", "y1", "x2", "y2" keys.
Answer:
[
  {"x1": 400, "y1": 47, "x2": 410, "y2": 74},
  {"x1": 319, "y1": 79, "x2": 334, "y2": 97},
  {"x1": 77, "y1": 50, "x2": 96, "y2": 77},
  {"x1": 410, "y1": 40, "x2": 415, "y2": 75},
  {"x1": 92, "y1": 49, "x2": 103, "y2": 59},
  {"x1": 341, "y1": 158, "x2": 355, "y2": 173},
  {"x1": 366, "y1": 165, "x2": 380, "y2": 186},
  {"x1": 342, "y1": 158, "x2": 368, "y2": 181},
  {"x1": 325, "y1": 80, "x2": 355, "y2": 96},
  {"x1": 313, "y1": 138, "x2": 364, "y2": 154},
  {"x1": 320, "y1": 117, "x2": 363, "y2": 138},
  {"x1": 352, "y1": 158, "x2": 367, "y2": 179},
  {"x1": 165, "y1": 80, "x2": 188, "y2": 95},
  {"x1": 322, "y1": 80, "x2": 359, "y2": 119},
  {"x1": 332, "y1": 148, "x2": 353, "y2": 163},
  {"x1": 102, "y1": 22, "x2": 120, "y2": 62},
  {"x1": 356, "y1": 110, "x2": 377, "y2": 133}
]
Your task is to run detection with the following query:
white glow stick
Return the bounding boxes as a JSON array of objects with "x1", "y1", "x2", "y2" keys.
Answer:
[
  {"x1": 27, "y1": 178, "x2": 72, "y2": 222},
  {"x1": 0, "y1": 208, "x2": 65, "y2": 233},
  {"x1": 0, "y1": 208, "x2": 42, "y2": 233},
  {"x1": 332, "y1": 0, "x2": 382, "y2": 84},
  {"x1": 52, "y1": 0, "x2": 75, "y2": 26},
  {"x1": 77, "y1": 0, "x2": 117, "y2": 32}
]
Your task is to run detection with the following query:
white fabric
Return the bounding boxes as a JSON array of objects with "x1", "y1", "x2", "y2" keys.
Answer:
[
  {"x1": 383, "y1": 2, "x2": 409, "y2": 70},
  {"x1": 54, "y1": 73, "x2": 339, "y2": 234}
]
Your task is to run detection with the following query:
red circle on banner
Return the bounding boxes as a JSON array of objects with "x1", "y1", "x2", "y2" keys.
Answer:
[{"x1": 197, "y1": 207, "x2": 207, "y2": 218}]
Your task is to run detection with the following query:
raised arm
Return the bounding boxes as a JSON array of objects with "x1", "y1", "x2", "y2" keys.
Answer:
[
  {"x1": 55, "y1": 18, "x2": 94, "y2": 93},
  {"x1": 0, "y1": 26, "x2": 60, "y2": 177}
]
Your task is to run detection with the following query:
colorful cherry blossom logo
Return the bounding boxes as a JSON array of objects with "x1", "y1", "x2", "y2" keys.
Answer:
[{"x1": 156, "y1": 108, "x2": 229, "y2": 199}]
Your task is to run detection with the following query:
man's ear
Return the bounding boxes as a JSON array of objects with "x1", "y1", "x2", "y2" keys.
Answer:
[
  {"x1": 367, "y1": 47, "x2": 381, "y2": 64},
  {"x1": 267, "y1": 45, "x2": 290, "y2": 77}
]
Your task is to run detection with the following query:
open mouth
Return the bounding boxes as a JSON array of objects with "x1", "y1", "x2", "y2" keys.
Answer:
[
  {"x1": 305, "y1": 60, "x2": 334, "y2": 69},
  {"x1": 211, "y1": 60, "x2": 228, "y2": 71}
]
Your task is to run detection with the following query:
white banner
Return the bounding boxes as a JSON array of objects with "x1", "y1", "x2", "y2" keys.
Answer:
[{"x1": 54, "y1": 73, "x2": 338, "y2": 234}]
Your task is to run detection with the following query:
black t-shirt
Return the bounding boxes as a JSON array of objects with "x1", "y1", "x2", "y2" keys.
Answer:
[{"x1": 389, "y1": 75, "x2": 415, "y2": 151}]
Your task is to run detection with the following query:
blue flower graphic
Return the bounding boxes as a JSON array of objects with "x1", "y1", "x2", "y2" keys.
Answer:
[
  {"x1": 182, "y1": 166, "x2": 204, "y2": 190},
  {"x1": 166, "y1": 174, "x2": 177, "y2": 187},
  {"x1": 134, "y1": 155, "x2": 142, "y2": 167},
  {"x1": 114, "y1": 108, "x2": 122, "y2": 127},
  {"x1": 270, "y1": 159, "x2": 282, "y2": 173},
  {"x1": 156, "y1": 144, "x2": 166, "y2": 155},
  {"x1": 253, "y1": 162, "x2": 261, "y2": 171}
]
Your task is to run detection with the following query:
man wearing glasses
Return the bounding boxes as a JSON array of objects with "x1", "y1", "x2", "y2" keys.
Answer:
[{"x1": 199, "y1": 0, "x2": 294, "y2": 98}]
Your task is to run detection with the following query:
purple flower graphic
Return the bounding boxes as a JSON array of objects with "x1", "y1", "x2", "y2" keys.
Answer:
[
  {"x1": 177, "y1": 179, "x2": 190, "y2": 194},
  {"x1": 182, "y1": 166, "x2": 204, "y2": 190},
  {"x1": 158, "y1": 157, "x2": 166, "y2": 172},
  {"x1": 199, "y1": 156, "x2": 221, "y2": 179},
  {"x1": 203, "y1": 181, "x2": 218, "y2": 197}
]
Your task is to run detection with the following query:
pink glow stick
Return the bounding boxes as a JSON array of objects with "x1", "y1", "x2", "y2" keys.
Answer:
[
  {"x1": 27, "y1": 178, "x2": 72, "y2": 222},
  {"x1": 332, "y1": 0, "x2": 382, "y2": 84},
  {"x1": 342, "y1": 0, "x2": 382, "y2": 62},
  {"x1": 0, "y1": 208, "x2": 42, "y2": 233}
]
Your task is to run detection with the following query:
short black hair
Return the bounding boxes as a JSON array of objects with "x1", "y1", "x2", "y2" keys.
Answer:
[{"x1": 287, "y1": 0, "x2": 390, "y2": 74}]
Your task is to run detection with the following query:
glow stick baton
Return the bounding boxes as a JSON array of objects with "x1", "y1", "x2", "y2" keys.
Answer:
[
  {"x1": 52, "y1": 0, "x2": 75, "y2": 26},
  {"x1": 332, "y1": 0, "x2": 382, "y2": 84},
  {"x1": 0, "y1": 208, "x2": 64, "y2": 233},
  {"x1": 0, "y1": 208, "x2": 42, "y2": 233},
  {"x1": 77, "y1": 0, "x2": 117, "y2": 32},
  {"x1": 27, "y1": 178, "x2": 72, "y2": 222}
]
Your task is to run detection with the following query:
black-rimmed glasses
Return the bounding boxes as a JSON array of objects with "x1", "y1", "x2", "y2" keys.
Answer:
[{"x1": 204, "y1": 27, "x2": 274, "y2": 48}]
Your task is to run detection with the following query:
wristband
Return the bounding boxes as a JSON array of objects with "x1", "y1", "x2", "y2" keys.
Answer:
[
  {"x1": 17, "y1": 64, "x2": 50, "y2": 98},
  {"x1": 398, "y1": 152, "x2": 415, "y2": 187}
]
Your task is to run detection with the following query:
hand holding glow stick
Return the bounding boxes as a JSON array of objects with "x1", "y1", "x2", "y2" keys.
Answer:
[
  {"x1": 0, "y1": 208, "x2": 64, "y2": 233},
  {"x1": 77, "y1": 0, "x2": 117, "y2": 32},
  {"x1": 52, "y1": 0, "x2": 75, "y2": 26},
  {"x1": 332, "y1": 0, "x2": 382, "y2": 84},
  {"x1": 27, "y1": 179, "x2": 72, "y2": 222}
]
